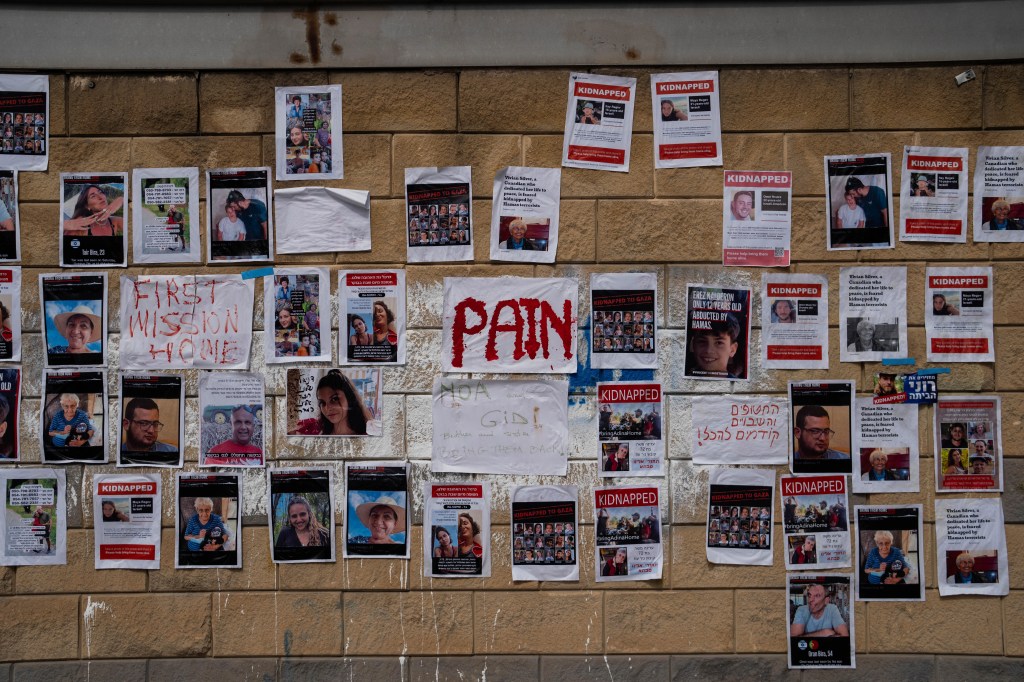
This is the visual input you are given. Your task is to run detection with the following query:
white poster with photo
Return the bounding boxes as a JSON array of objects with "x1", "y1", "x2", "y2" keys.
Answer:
[
  {"x1": 597, "y1": 381, "x2": 664, "y2": 476},
  {"x1": 590, "y1": 272, "x2": 657, "y2": 369},
  {"x1": 264, "y1": 268, "x2": 331, "y2": 364},
  {"x1": 973, "y1": 146, "x2": 1024, "y2": 242},
  {"x1": 275, "y1": 187, "x2": 370, "y2": 254},
  {"x1": 120, "y1": 274, "x2": 254, "y2": 370},
  {"x1": 925, "y1": 267, "x2": 994, "y2": 362},
  {"x1": 935, "y1": 498, "x2": 1008, "y2": 597},
  {"x1": 198, "y1": 371, "x2": 265, "y2": 468},
  {"x1": 206, "y1": 167, "x2": 274, "y2": 263},
  {"x1": 854, "y1": 504, "x2": 924, "y2": 602},
  {"x1": 176, "y1": 472, "x2": 242, "y2": 569},
  {"x1": 442, "y1": 276, "x2": 577, "y2": 373},
  {"x1": 722, "y1": 170, "x2": 792, "y2": 266},
  {"x1": 132, "y1": 167, "x2": 201, "y2": 263},
  {"x1": 406, "y1": 166, "x2": 473, "y2": 263},
  {"x1": 683, "y1": 284, "x2": 752, "y2": 380},
  {"x1": 839, "y1": 266, "x2": 907, "y2": 362},
  {"x1": 706, "y1": 467, "x2": 774, "y2": 566},
  {"x1": 562, "y1": 73, "x2": 636, "y2": 173},
  {"x1": 0, "y1": 74, "x2": 49, "y2": 171},
  {"x1": 60, "y1": 172, "x2": 128, "y2": 267},
  {"x1": 40, "y1": 272, "x2": 107, "y2": 368},
  {"x1": 780, "y1": 475, "x2": 851, "y2": 570},
  {"x1": 344, "y1": 461, "x2": 409, "y2": 559},
  {"x1": 934, "y1": 395, "x2": 1003, "y2": 493},
  {"x1": 0, "y1": 266, "x2": 20, "y2": 362},
  {"x1": 899, "y1": 146, "x2": 968, "y2": 243},
  {"x1": 41, "y1": 369, "x2": 107, "y2": 465},
  {"x1": 0, "y1": 170, "x2": 21, "y2": 261},
  {"x1": 93, "y1": 474, "x2": 161, "y2": 570},
  {"x1": 423, "y1": 482, "x2": 491, "y2": 579},
  {"x1": 789, "y1": 381, "x2": 855, "y2": 476},
  {"x1": 268, "y1": 468, "x2": 335, "y2": 564},
  {"x1": 595, "y1": 486, "x2": 662, "y2": 582},
  {"x1": 761, "y1": 274, "x2": 828, "y2": 370},
  {"x1": 824, "y1": 153, "x2": 894, "y2": 250},
  {"x1": 490, "y1": 166, "x2": 561, "y2": 263},
  {"x1": 432, "y1": 378, "x2": 569, "y2": 475},
  {"x1": 339, "y1": 269, "x2": 406, "y2": 366},
  {"x1": 691, "y1": 394, "x2": 789, "y2": 465},
  {"x1": 275, "y1": 84, "x2": 343, "y2": 181},
  {"x1": 651, "y1": 71, "x2": 722, "y2": 169},
  {"x1": 851, "y1": 397, "x2": 918, "y2": 494},
  {"x1": 0, "y1": 468, "x2": 65, "y2": 566},
  {"x1": 511, "y1": 485, "x2": 579, "y2": 582},
  {"x1": 117, "y1": 373, "x2": 184, "y2": 468},
  {"x1": 285, "y1": 368, "x2": 382, "y2": 437}
]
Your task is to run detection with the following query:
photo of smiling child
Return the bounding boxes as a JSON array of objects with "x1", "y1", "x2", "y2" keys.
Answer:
[{"x1": 683, "y1": 284, "x2": 751, "y2": 380}]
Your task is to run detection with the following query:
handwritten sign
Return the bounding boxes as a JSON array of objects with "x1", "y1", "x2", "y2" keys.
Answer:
[
  {"x1": 691, "y1": 395, "x2": 788, "y2": 464},
  {"x1": 431, "y1": 378, "x2": 569, "y2": 475}
]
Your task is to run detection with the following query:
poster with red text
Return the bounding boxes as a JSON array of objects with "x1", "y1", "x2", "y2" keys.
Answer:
[
  {"x1": 651, "y1": 71, "x2": 722, "y2": 168},
  {"x1": 1, "y1": 468, "x2": 65, "y2": 566},
  {"x1": 562, "y1": 73, "x2": 636, "y2": 173},
  {"x1": 594, "y1": 486, "x2": 663, "y2": 582},
  {"x1": 899, "y1": 146, "x2": 968, "y2": 242},
  {"x1": 423, "y1": 482, "x2": 490, "y2": 579},
  {"x1": 339, "y1": 269, "x2": 406, "y2": 366},
  {"x1": 93, "y1": 474, "x2": 161, "y2": 570},
  {"x1": 761, "y1": 274, "x2": 829, "y2": 370},
  {"x1": 590, "y1": 272, "x2": 657, "y2": 369},
  {"x1": 722, "y1": 170, "x2": 792, "y2": 266},
  {"x1": 934, "y1": 396, "x2": 1002, "y2": 492},
  {"x1": 597, "y1": 381, "x2": 663, "y2": 476},
  {"x1": 406, "y1": 166, "x2": 473, "y2": 262},
  {"x1": 781, "y1": 474, "x2": 851, "y2": 570},
  {"x1": 0, "y1": 74, "x2": 49, "y2": 171},
  {"x1": 691, "y1": 394, "x2": 789, "y2": 465},
  {"x1": 511, "y1": 485, "x2": 578, "y2": 581},
  {"x1": 925, "y1": 267, "x2": 994, "y2": 362},
  {"x1": 706, "y1": 467, "x2": 774, "y2": 566}
]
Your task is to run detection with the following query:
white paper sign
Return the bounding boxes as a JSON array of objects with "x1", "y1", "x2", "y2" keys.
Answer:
[
  {"x1": 597, "y1": 381, "x2": 664, "y2": 476},
  {"x1": 590, "y1": 272, "x2": 657, "y2": 370},
  {"x1": 490, "y1": 166, "x2": 561, "y2": 263},
  {"x1": 761, "y1": 274, "x2": 828, "y2": 370},
  {"x1": 275, "y1": 85, "x2": 343, "y2": 181},
  {"x1": 339, "y1": 269, "x2": 406, "y2": 366},
  {"x1": 0, "y1": 74, "x2": 49, "y2": 171},
  {"x1": 780, "y1": 475, "x2": 851, "y2": 570},
  {"x1": 935, "y1": 498, "x2": 1008, "y2": 596},
  {"x1": 275, "y1": 187, "x2": 370, "y2": 253},
  {"x1": 973, "y1": 146, "x2": 1024, "y2": 242},
  {"x1": 93, "y1": 474, "x2": 161, "y2": 570},
  {"x1": 691, "y1": 395, "x2": 789, "y2": 465},
  {"x1": 132, "y1": 167, "x2": 201, "y2": 263},
  {"x1": 423, "y1": 482, "x2": 491, "y2": 578},
  {"x1": 706, "y1": 467, "x2": 774, "y2": 566},
  {"x1": 594, "y1": 486, "x2": 663, "y2": 582},
  {"x1": 925, "y1": 267, "x2": 994, "y2": 362},
  {"x1": 852, "y1": 397, "x2": 918, "y2": 494},
  {"x1": 406, "y1": 166, "x2": 473, "y2": 262},
  {"x1": 722, "y1": 170, "x2": 792, "y2": 266},
  {"x1": 0, "y1": 468, "x2": 65, "y2": 566},
  {"x1": 264, "y1": 268, "x2": 331, "y2": 364},
  {"x1": 651, "y1": 71, "x2": 722, "y2": 168},
  {"x1": 839, "y1": 266, "x2": 907, "y2": 362},
  {"x1": 899, "y1": 146, "x2": 968, "y2": 242},
  {"x1": 562, "y1": 73, "x2": 636, "y2": 173},
  {"x1": 511, "y1": 485, "x2": 579, "y2": 582}
]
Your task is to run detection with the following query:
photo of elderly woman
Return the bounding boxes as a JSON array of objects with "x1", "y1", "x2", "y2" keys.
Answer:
[
  {"x1": 40, "y1": 273, "x2": 106, "y2": 366},
  {"x1": 269, "y1": 468, "x2": 334, "y2": 563},
  {"x1": 855, "y1": 505, "x2": 923, "y2": 601},
  {"x1": 41, "y1": 369, "x2": 106, "y2": 464},
  {"x1": 59, "y1": 173, "x2": 127, "y2": 266},
  {"x1": 344, "y1": 462, "x2": 409, "y2": 558},
  {"x1": 176, "y1": 472, "x2": 241, "y2": 568}
]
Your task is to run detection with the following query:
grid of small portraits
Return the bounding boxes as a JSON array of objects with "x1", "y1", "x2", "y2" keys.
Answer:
[
  {"x1": 1, "y1": 111, "x2": 45, "y2": 154},
  {"x1": 512, "y1": 521, "x2": 576, "y2": 565},
  {"x1": 592, "y1": 309, "x2": 656, "y2": 353},
  {"x1": 408, "y1": 202, "x2": 471, "y2": 246},
  {"x1": 707, "y1": 505, "x2": 772, "y2": 548}
]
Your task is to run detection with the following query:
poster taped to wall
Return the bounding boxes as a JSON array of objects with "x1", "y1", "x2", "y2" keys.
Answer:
[
  {"x1": 562, "y1": 72, "x2": 636, "y2": 173},
  {"x1": 344, "y1": 461, "x2": 409, "y2": 559},
  {"x1": 683, "y1": 284, "x2": 751, "y2": 380},
  {"x1": 780, "y1": 474, "x2": 851, "y2": 570},
  {"x1": 839, "y1": 266, "x2": 907, "y2": 362},
  {"x1": 423, "y1": 483, "x2": 490, "y2": 578},
  {"x1": 706, "y1": 467, "x2": 774, "y2": 565},
  {"x1": 854, "y1": 504, "x2": 924, "y2": 601},
  {"x1": 789, "y1": 381, "x2": 854, "y2": 475},
  {"x1": 934, "y1": 395, "x2": 1002, "y2": 492},
  {"x1": 597, "y1": 381, "x2": 663, "y2": 476},
  {"x1": 176, "y1": 472, "x2": 241, "y2": 569},
  {"x1": 406, "y1": 166, "x2": 473, "y2": 262},
  {"x1": 0, "y1": 170, "x2": 21, "y2": 261},
  {"x1": 275, "y1": 187, "x2": 370, "y2": 253},
  {"x1": 590, "y1": 272, "x2": 657, "y2": 369},
  {"x1": 935, "y1": 498, "x2": 1008, "y2": 596},
  {"x1": 41, "y1": 369, "x2": 106, "y2": 464},
  {"x1": 691, "y1": 394, "x2": 788, "y2": 465},
  {"x1": 0, "y1": 74, "x2": 48, "y2": 171},
  {"x1": 268, "y1": 468, "x2": 335, "y2": 564},
  {"x1": 264, "y1": 268, "x2": 330, "y2": 364},
  {"x1": 59, "y1": 172, "x2": 127, "y2": 267},
  {"x1": 0, "y1": 266, "x2": 20, "y2": 362},
  {"x1": 206, "y1": 167, "x2": 274, "y2": 262},
  {"x1": 118, "y1": 373, "x2": 184, "y2": 468},
  {"x1": 651, "y1": 71, "x2": 722, "y2": 168},
  {"x1": 761, "y1": 274, "x2": 828, "y2": 370},
  {"x1": 198, "y1": 371, "x2": 265, "y2": 467},
  {"x1": 275, "y1": 84, "x2": 343, "y2": 181},
  {"x1": 787, "y1": 573, "x2": 855, "y2": 669},
  {"x1": 594, "y1": 485, "x2": 663, "y2": 582},
  {"x1": 0, "y1": 468, "x2": 65, "y2": 566},
  {"x1": 132, "y1": 167, "x2": 201, "y2": 263},
  {"x1": 870, "y1": 371, "x2": 937, "y2": 405},
  {"x1": 490, "y1": 166, "x2": 561, "y2": 263},
  {"x1": 899, "y1": 146, "x2": 968, "y2": 242},
  {"x1": 93, "y1": 474, "x2": 161, "y2": 570},
  {"x1": 851, "y1": 397, "x2": 918, "y2": 494},
  {"x1": 286, "y1": 367, "x2": 382, "y2": 437},
  {"x1": 972, "y1": 146, "x2": 1024, "y2": 242},
  {"x1": 432, "y1": 378, "x2": 569, "y2": 475},
  {"x1": 0, "y1": 368, "x2": 20, "y2": 461},
  {"x1": 41, "y1": 272, "x2": 106, "y2": 367},
  {"x1": 339, "y1": 269, "x2": 406, "y2": 366},
  {"x1": 511, "y1": 485, "x2": 579, "y2": 582},
  {"x1": 722, "y1": 170, "x2": 792, "y2": 266},
  {"x1": 924, "y1": 267, "x2": 994, "y2": 362},
  {"x1": 824, "y1": 153, "x2": 894, "y2": 250}
]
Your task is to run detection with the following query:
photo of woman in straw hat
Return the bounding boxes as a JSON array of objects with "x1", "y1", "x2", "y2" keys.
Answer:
[{"x1": 40, "y1": 273, "x2": 106, "y2": 367}]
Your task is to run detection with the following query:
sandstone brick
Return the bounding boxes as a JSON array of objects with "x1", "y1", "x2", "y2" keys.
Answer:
[
  {"x1": 340, "y1": 550, "x2": 409, "y2": 591},
  {"x1": 343, "y1": 591, "x2": 473, "y2": 655},
  {"x1": 17, "y1": 138, "x2": 131, "y2": 202},
  {"x1": 0, "y1": 566, "x2": 12, "y2": 594},
  {"x1": 1003, "y1": 395, "x2": 1024, "y2": 458},
  {"x1": 49, "y1": 74, "x2": 67, "y2": 136},
  {"x1": 413, "y1": 656, "x2": 538, "y2": 682},
  {"x1": 81, "y1": 593, "x2": 210, "y2": 658},
  {"x1": 735, "y1": 589, "x2": 787, "y2": 653},
  {"x1": 554, "y1": 200, "x2": 598, "y2": 262},
  {"x1": 0, "y1": 595, "x2": 78, "y2": 661},
  {"x1": 655, "y1": 134, "x2": 784, "y2": 198},
  {"x1": 11, "y1": 660, "x2": 146, "y2": 682},
  {"x1": 17, "y1": 204, "x2": 60, "y2": 268},
  {"x1": 148, "y1": 657, "x2": 277, "y2": 682},
  {"x1": 596, "y1": 199, "x2": 720, "y2": 263},
  {"x1": 475, "y1": 591, "x2": 602, "y2": 654},
  {"x1": 200, "y1": 71, "x2": 329, "y2": 134},
  {"x1": 15, "y1": 530, "x2": 146, "y2": 594},
  {"x1": 523, "y1": 135, "x2": 654, "y2": 199},
  {"x1": 130, "y1": 137, "x2": 263, "y2": 188},
  {"x1": 276, "y1": 537, "x2": 345, "y2": 590},
  {"x1": 1003, "y1": 459, "x2": 1024, "y2": 523},
  {"x1": 721, "y1": 68, "x2": 849, "y2": 131},
  {"x1": 460, "y1": 69, "x2": 568, "y2": 133},
  {"x1": 785, "y1": 133, "x2": 908, "y2": 197},
  {"x1": 541, "y1": 655, "x2": 668, "y2": 681},
  {"x1": 149, "y1": 527, "x2": 276, "y2": 591},
  {"x1": 69, "y1": 74, "x2": 197, "y2": 135},
  {"x1": 212, "y1": 591, "x2": 341, "y2": 656},
  {"x1": 392, "y1": 134, "x2": 522, "y2": 197},
  {"x1": 260, "y1": 132, "x2": 391, "y2": 197},
  {"x1": 993, "y1": 261, "x2": 1024, "y2": 326},
  {"x1": 853, "y1": 66, "x2": 981, "y2": 130},
  {"x1": 334, "y1": 70, "x2": 457, "y2": 132},
  {"x1": 867, "y1": 590, "x2": 1000, "y2": 654},
  {"x1": 671, "y1": 526, "x2": 785, "y2": 589},
  {"x1": 671, "y1": 655, "x2": 795, "y2": 681},
  {"x1": 280, "y1": 657, "x2": 405, "y2": 680},
  {"x1": 606, "y1": 590, "x2": 732, "y2": 653},
  {"x1": 984, "y1": 64, "x2": 1024, "y2": 128}
]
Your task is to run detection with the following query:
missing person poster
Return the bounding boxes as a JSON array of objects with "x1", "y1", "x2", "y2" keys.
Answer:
[
  {"x1": 722, "y1": 170, "x2": 792, "y2": 266},
  {"x1": 344, "y1": 461, "x2": 409, "y2": 559},
  {"x1": 206, "y1": 167, "x2": 273, "y2": 262},
  {"x1": 855, "y1": 505, "x2": 924, "y2": 601},
  {"x1": 899, "y1": 146, "x2": 968, "y2": 243},
  {"x1": 275, "y1": 85, "x2": 343, "y2": 181},
  {"x1": 594, "y1": 486, "x2": 662, "y2": 582},
  {"x1": 852, "y1": 397, "x2": 918, "y2": 494},
  {"x1": 934, "y1": 395, "x2": 1002, "y2": 492},
  {"x1": 0, "y1": 74, "x2": 48, "y2": 171},
  {"x1": 789, "y1": 381, "x2": 854, "y2": 475},
  {"x1": 41, "y1": 369, "x2": 106, "y2": 464},
  {"x1": 423, "y1": 483, "x2": 490, "y2": 578},
  {"x1": 925, "y1": 267, "x2": 994, "y2": 362},
  {"x1": 442, "y1": 276, "x2": 577, "y2": 373},
  {"x1": 590, "y1": 272, "x2": 656, "y2": 369},
  {"x1": 562, "y1": 73, "x2": 636, "y2": 173},
  {"x1": 268, "y1": 468, "x2": 335, "y2": 564},
  {"x1": 787, "y1": 573, "x2": 855, "y2": 669},
  {"x1": 175, "y1": 472, "x2": 241, "y2": 569},
  {"x1": 490, "y1": 166, "x2": 561, "y2": 263},
  {"x1": 339, "y1": 269, "x2": 406, "y2": 365},
  {"x1": 761, "y1": 274, "x2": 829, "y2": 370},
  {"x1": 839, "y1": 266, "x2": 907, "y2": 362},
  {"x1": 511, "y1": 485, "x2": 578, "y2": 582},
  {"x1": 132, "y1": 167, "x2": 201, "y2": 263},
  {"x1": 706, "y1": 467, "x2": 774, "y2": 565},
  {"x1": 118, "y1": 373, "x2": 184, "y2": 468},
  {"x1": 935, "y1": 498, "x2": 1008, "y2": 596},
  {"x1": 198, "y1": 371, "x2": 265, "y2": 468},
  {"x1": 870, "y1": 371, "x2": 937, "y2": 405},
  {"x1": 597, "y1": 381, "x2": 664, "y2": 476},
  {"x1": 275, "y1": 187, "x2": 370, "y2": 253},
  {"x1": 265, "y1": 268, "x2": 330, "y2": 363},
  {"x1": 0, "y1": 469, "x2": 65, "y2": 566},
  {"x1": 781, "y1": 475, "x2": 851, "y2": 570},
  {"x1": 406, "y1": 166, "x2": 473, "y2": 262},
  {"x1": 651, "y1": 71, "x2": 722, "y2": 168},
  {"x1": 0, "y1": 368, "x2": 20, "y2": 461},
  {"x1": 0, "y1": 267, "x2": 20, "y2": 362},
  {"x1": 432, "y1": 378, "x2": 569, "y2": 475},
  {"x1": 40, "y1": 272, "x2": 106, "y2": 367},
  {"x1": 824, "y1": 153, "x2": 894, "y2": 250},
  {"x1": 683, "y1": 284, "x2": 751, "y2": 380},
  {"x1": 59, "y1": 173, "x2": 127, "y2": 267},
  {"x1": 286, "y1": 367, "x2": 382, "y2": 437},
  {"x1": 972, "y1": 146, "x2": 1024, "y2": 242},
  {"x1": 0, "y1": 170, "x2": 21, "y2": 261},
  {"x1": 691, "y1": 394, "x2": 788, "y2": 465},
  {"x1": 93, "y1": 474, "x2": 161, "y2": 570}
]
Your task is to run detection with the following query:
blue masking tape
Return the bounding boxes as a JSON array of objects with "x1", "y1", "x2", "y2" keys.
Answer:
[
  {"x1": 241, "y1": 267, "x2": 274, "y2": 280},
  {"x1": 915, "y1": 367, "x2": 951, "y2": 375},
  {"x1": 882, "y1": 358, "x2": 916, "y2": 366}
]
